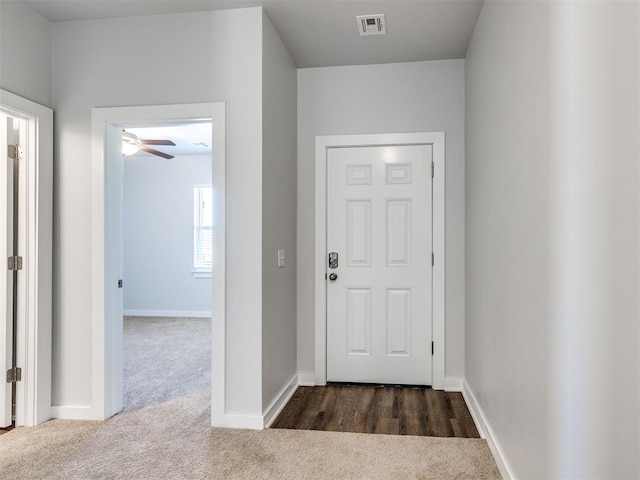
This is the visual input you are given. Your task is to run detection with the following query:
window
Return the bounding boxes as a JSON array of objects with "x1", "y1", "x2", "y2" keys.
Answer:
[{"x1": 193, "y1": 185, "x2": 213, "y2": 277}]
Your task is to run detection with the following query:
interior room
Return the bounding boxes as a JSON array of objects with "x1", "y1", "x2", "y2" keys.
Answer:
[
  {"x1": 122, "y1": 122, "x2": 213, "y2": 412},
  {"x1": 0, "y1": 1, "x2": 638, "y2": 479}
]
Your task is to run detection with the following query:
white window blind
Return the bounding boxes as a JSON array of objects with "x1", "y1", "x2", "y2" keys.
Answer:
[{"x1": 193, "y1": 185, "x2": 213, "y2": 272}]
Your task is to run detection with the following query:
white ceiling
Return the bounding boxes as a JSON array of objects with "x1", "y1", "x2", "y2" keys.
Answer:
[
  {"x1": 125, "y1": 123, "x2": 212, "y2": 158},
  {"x1": 23, "y1": 0, "x2": 482, "y2": 151},
  {"x1": 23, "y1": 0, "x2": 483, "y2": 68}
]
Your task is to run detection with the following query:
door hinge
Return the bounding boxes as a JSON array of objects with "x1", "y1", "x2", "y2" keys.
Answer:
[
  {"x1": 431, "y1": 161, "x2": 434, "y2": 178},
  {"x1": 7, "y1": 144, "x2": 23, "y2": 161},
  {"x1": 431, "y1": 342, "x2": 434, "y2": 355},
  {"x1": 432, "y1": 252, "x2": 434, "y2": 266},
  {"x1": 118, "y1": 279, "x2": 123, "y2": 288},
  {"x1": 6, "y1": 367, "x2": 21, "y2": 383},
  {"x1": 8, "y1": 256, "x2": 23, "y2": 271}
]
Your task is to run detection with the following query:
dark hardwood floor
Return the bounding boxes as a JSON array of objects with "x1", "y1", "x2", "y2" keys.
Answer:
[{"x1": 271, "y1": 384, "x2": 480, "y2": 438}]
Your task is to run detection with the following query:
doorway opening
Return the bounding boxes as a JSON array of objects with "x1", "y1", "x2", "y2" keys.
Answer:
[
  {"x1": 121, "y1": 122, "x2": 213, "y2": 412},
  {"x1": 0, "y1": 89, "x2": 53, "y2": 429},
  {"x1": 91, "y1": 103, "x2": 225, "y2": 424}
]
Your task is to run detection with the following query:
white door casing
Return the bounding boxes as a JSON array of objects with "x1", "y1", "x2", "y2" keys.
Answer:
[
  {"x1": 326, "y1": 145, "x2": 433, "y2": 385},
  {"x1": 0, "y1": 89, "x2": 53, "y2": 427},
  {"x1": 315, "y1": 132, "x2": 445, "y2": 389},
  {"x1": 91, "y1": 103, "x2": 226, "y2": 424}
]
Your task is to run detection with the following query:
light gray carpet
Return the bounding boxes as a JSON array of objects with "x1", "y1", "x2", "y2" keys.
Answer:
[
  {"x1": 123, "y1": 316, "x2": 210, "y2": 411},
  {"x1": 0, "y1": 317, "x2": 501, "y2": 479}
]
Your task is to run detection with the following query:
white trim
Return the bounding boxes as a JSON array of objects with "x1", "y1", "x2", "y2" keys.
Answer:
[
  {"x1": 462, "y1": 381, "x2": 515, "y2": 480},
  {"x1": 263, "y1": 374, "x2": 299, "y2": 428},
  {"x1": 431, "y1": 134, "x2": 446, "y2": 389},
  {"x1": 191, "y1": 270, "x2": 212, "y2": 279},
  {"x1": 91, "y1": 103, "x2": 226, "y2": 424},
  {"x1": 215, "y1": 374, "x2": 299, "y2": 430},
  {"x1": 210, "y1": 106, "x2": 227, "y2": 428},
  {"x1": 461, "y1": 381, "x2": 487, "y2": 439},
  {"x1": 297, "y1": 372, "x2": 316, "y2": 386},
  {"x1": 51, "y1": 405, "x2": 95, "y2": 421},
  {"x1": 123, "y1": 310, "x2": 212, "y2": 318},
  {"x1": 0, "y1": 89, "x2": 53, "y2": 427},
  {"x1": 212, "y1": 413, "x2": 264, "y2": 430},
  {"x1": 444, "y1": 376, "x2": 463, "y2": 392},
  {"x1": 314, "y1": 132, "x2": 445, "y2": 388}
]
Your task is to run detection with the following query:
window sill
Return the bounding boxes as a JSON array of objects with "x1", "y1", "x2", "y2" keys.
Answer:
[{"x1": 191, "y1": 270, "x2": 212, "y2": 279}]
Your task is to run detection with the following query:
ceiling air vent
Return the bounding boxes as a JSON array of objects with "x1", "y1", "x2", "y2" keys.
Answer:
[{"x1": 356, "y1": 14, "x2": 386, "y2": 36}]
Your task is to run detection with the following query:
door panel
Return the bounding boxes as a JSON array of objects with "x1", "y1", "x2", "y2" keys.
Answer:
[
  {"x1": 0, "y1": 114, "x2": 14, "y2": 427},
  {"x1": 105, "y1": 123, "x2": 124, "y2": 414},
  {"x1": 387, "y1": 288, "x2": 411, "y2": 357},
  {"x1": 346, "y1": 200, "x2": 371, "y2": 266},
  {"x1": 386, "y1": 199, "x2": 411, "y2": 266},
  {"x1": 326, "y1": 145, "x2": 433, "y2": 385},
  {"x1": 346, "y1": 287, "x2": 371, "y2": 355}
]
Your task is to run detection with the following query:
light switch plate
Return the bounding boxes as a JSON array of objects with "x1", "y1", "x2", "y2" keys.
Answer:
[{"x1": 277, "y1": 250, "x2": 285, "y2": 268}]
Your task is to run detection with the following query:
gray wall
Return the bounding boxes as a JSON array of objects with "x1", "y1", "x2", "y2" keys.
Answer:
[
  {"x1": 466, "y1": 1, "x2": 639, "y2": 478},
  {"x1": 261, "y1": 11, "x2": 298, "y2": 410},
  {"x1": 465, "y1": 2, "x2": 551, "y2": 476},
  {"x1": 123, "y1": 154, "x2": 212, "y2": 316},
  {"x1": 0, "y1": 2, "x2": 52, "y2": 107},
  {"x1": 52, "y1": 8, "x2": 265, "y2": 416},
  {"x1": 297, "y1": 60, "x2": 466, "y2": 382}
]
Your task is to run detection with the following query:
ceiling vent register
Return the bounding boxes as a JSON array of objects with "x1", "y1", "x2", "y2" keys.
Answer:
[{"x1": 356, "y1": 14, "x2": 386, "y2": 36}]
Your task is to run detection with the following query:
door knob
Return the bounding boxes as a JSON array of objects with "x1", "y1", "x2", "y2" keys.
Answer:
[{"x1": 329, "y1": 273, "x2": 338, "y2": 281}]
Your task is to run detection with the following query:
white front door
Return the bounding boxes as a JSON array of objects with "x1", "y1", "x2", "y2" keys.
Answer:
[
  {"x1": 326, "y1": 145, "x2": 433, "y2": 385},
  {"x1": 0, "y1": 114, "x2": 15, "y2": 427}
]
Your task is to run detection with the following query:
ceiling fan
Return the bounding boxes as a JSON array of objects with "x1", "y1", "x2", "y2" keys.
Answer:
[{"x1": 122, "y1": 131, "x2": 176, "y2": 159}]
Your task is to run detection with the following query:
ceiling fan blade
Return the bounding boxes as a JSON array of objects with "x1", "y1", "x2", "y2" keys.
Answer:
[
  {"x1": 140, "y1": 146, "x2": 174, "y2": 159},
  {"x1": 139, "y1": 139, "x2": 176, "y2": 146}
]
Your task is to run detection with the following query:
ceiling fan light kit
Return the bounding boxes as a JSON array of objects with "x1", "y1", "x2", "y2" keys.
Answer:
[
  {"x1": 122, "y1": 131, "x2": 140, "y2": 156},
  {"x1": 121, "y1": 130, "x2": 176, "y2": 159}
]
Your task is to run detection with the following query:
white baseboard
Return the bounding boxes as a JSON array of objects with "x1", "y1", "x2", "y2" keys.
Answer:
[
  {"x1": 462, "y1": 381, "x2": 515, "y2": 480},
  {"x1": 263, "y1": 374, "x2": 299, "y2": 428},
  {"x1": 297, "y1": 372, "x2": 316, "y2": 386},
  {"x1": 51, "y1": 405, "x2": 96, "y2": 420},
  {"x1": 212, "y1": 413, "x2": 264, "y2": 430},
  {"x1": 212, "y1": 374, "x2": 299, "y2": 430},
  {"x1": 444, "y1": 376, "x2": 463, "y2": 392},
  {"x1": 123, "y1": 310, "x2": 211, "y2": 318}
]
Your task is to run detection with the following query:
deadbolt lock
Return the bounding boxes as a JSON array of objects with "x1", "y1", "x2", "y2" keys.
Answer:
[{"x1": 328, "y1": 252, "x2": 338, "y2": 269}]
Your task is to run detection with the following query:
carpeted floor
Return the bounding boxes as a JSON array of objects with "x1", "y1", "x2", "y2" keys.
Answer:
[
  {"x1": 0, "y1": 316, "x2": 501, "y2": 479},
  {"x1": 123, "y1": 316, "x2": 211, "y2": 411}
]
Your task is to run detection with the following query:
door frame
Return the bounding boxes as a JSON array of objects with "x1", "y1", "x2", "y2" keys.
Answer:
[
  {"x1": 90, "y1": 103, "x2": 226, "y2": 423},
  {"x1": 314, "y1": 132, "x2": 445, "y2": 389},
  {"x1": 0, "y1": 88, "x2": 53, "y2": 426}
]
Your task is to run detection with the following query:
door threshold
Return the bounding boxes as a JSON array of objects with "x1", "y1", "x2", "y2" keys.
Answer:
[{"x1": 327, "y1": 381, "x2": 432, "y2": 389}]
